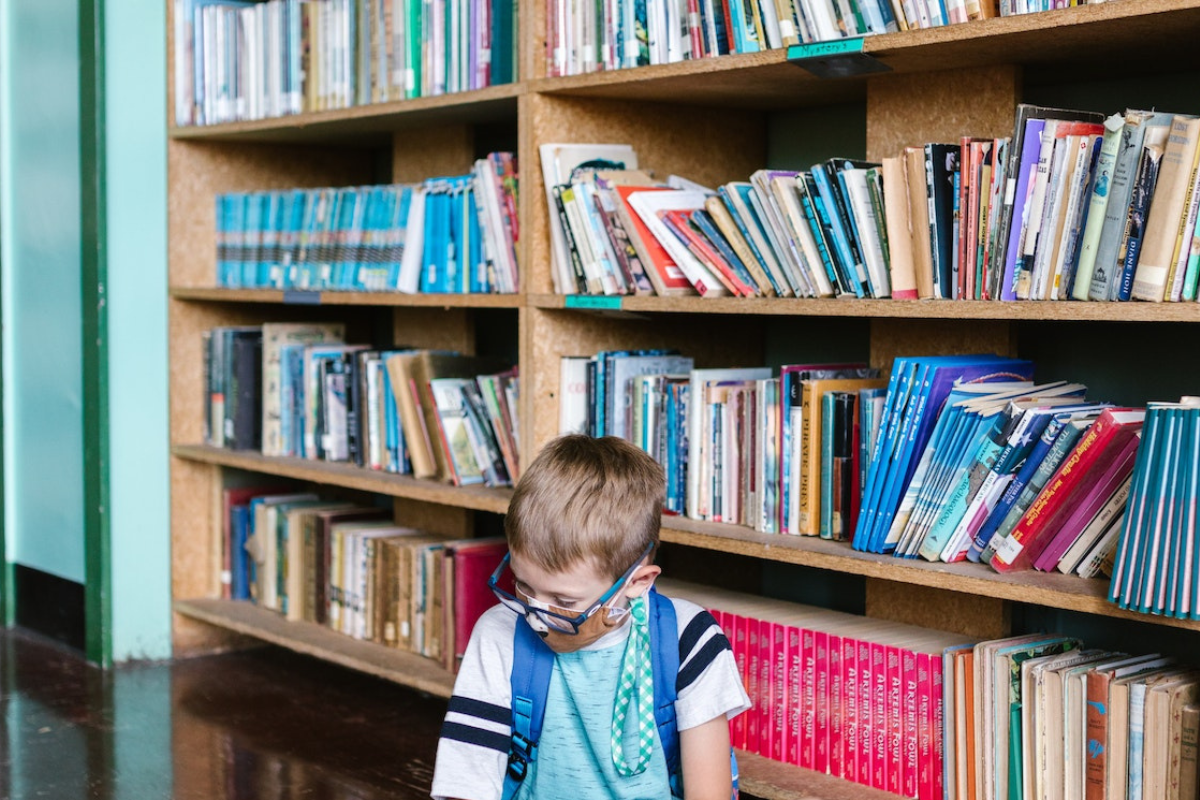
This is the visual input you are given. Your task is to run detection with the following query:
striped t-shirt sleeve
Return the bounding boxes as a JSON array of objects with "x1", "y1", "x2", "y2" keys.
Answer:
[{"x1": 671, "y1": 598, "x2": 752, "y2": 732}]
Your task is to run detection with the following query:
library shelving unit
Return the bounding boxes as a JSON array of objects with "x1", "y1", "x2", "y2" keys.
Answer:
[{"x1": 167, "y1": 1, "x2": 1200, "y2": 798}]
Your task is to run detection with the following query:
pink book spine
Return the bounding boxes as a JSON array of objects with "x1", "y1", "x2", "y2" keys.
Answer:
[
  {"x1": 731, "y1": 613, "x2": 747, "y2": 751},
  {"x1": 917, "y1": 653, "x2": 934, "y2": 800},
  {"x1": 746, "y1": 617, "x2": 760, "y2": 752},
  {"x1": 787, "y1": 626, "x2": 803, "y2": 765},
  {"x1": 815, "y1": 630, "x2": 831, "y2": 774},
  {"x1": 858, "y1": 637, "x2": 874, "y2": 786},
  {"x1": 931, "y1": 653, "x2": 945, "y2": 800},
  {"x1": 773, "y1": 623, "x2": 788, "y2": 763},
  {"x1": 759, "y1": 619, "x2": 773, "y2": 758},
  {"x1": 829, "y1": 633, "x2": 845, "y2": 780},
  {"x1": 903, "y1": 648, "x2": 920, "y2": 799},
  {"x1": 801, "y1": 627, "x2": 817, "y2": 769},
  {"x1": 887, "y1": 645, "x2": 904, "y2": 795},
  {"x1": 872, "y1": 641, "x2": 888, "y2": 791},
  {"x1": 843, "y1": 635, "x2": 860, "y2": 783}
]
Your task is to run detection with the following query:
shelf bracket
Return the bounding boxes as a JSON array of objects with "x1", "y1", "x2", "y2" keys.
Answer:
[{"x1": 787, "y1": 38, "x2": 891, "y2": 79}]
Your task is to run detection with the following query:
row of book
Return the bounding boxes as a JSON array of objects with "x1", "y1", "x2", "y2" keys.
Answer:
[
  {"x1": 544, "y1": 103, "x2": 1200, "y2": 304},
  {"x1": 174, "y1": 0, "x2": 517, "y2": 127},
  {"x1": 215, "y1": 153, "x2": 519, "y2": 294},
  {"x1": 204, "y1": 323, "x2": 520, "y2": 488},
  {"x1": 221, "y1": 484, "x2": 509, "y2": 671},
  {"x1": 674, "y1": 581, "x2": 1200, "y2": 800},
  {"x1": 559, "y1": 352, "x2": 1129, "y2": 581},
  {"x1": 546, "y1": 0, "x2": 1090, "y2": 77}
]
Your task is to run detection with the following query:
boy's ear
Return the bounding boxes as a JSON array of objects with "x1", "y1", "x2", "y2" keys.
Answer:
[{"x1": 624, "y1": 564, "x2": 661, "y2": 599}]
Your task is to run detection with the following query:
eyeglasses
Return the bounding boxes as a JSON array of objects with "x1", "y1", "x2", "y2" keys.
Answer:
[{"x1": 487, "y1": 542, "x2": 653, "y2": 634}]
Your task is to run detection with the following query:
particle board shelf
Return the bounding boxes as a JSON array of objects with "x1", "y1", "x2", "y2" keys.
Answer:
[
  {"x1": 659, "y1": 515, "x2": 1200, "y2": 632},
  {"x1": 171, "y1": 444, "x2": 513, "y2": 514},
  {"x1": 173, "y1": 598, "x2": 456, "y2": 698},
  {"x1": 170, "y1": 286, "x2": 523, "y2": 309},
  {"x1": 528, "y1": 293, "x2": 1200, "y2": 323},
  {"x1": 530, "y1": 0, "x2": 1200, "y2": 108},
  {"x1": 168, "y1": 82, "x2": 523, "y2": 146}
]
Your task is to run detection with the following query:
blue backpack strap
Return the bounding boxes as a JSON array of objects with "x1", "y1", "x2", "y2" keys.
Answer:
[
  {"x1": 649, "y1": 588, "x2": 682, "y2": 795},
  {"x1": 503, "y1": 618, "x2": 554, "y2": 800}
]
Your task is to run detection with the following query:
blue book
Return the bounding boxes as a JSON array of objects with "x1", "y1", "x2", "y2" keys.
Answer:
[
  {"x1": 811, "y1": 162, "x2": 868, "y2": 298},
  {"x1": 468, "y1": 183, "x2": 487, "y2": 293},
  {"x1": 421, "y1": 181, "x2": 443, "y2": 293},
  {"x1": 215, "y1": 194, "x2": 233, "y2": 286},
  {"x1": 241, "y1": 193, "x2": 260, "y2": 287},
  {"x1": 1112, "y1": 406, "x2": 1163, "y2": 607},
  {"x1": 1164, "y1": 410, "x2": 1192, "y2": 617},
  {"x1": 820, "y1": 391, "x2": 838, "y2": 539},
  {"x1": 797, "y1": 175, "x2": 845, "y2": 295},
  {"x1": 1135, "y1": 408, "x2": 1180, "y2": 614},
  {"x1": 854, "y1": 358, "x2": 918, "y2": 550},
  {"x1": 690, "y1": 209, "x2": 759, "y2": 293},
  {"x1": 727, "y1": 0, "x2": 759, "y2": 53},
  {"x1": 230, "y1": 504, "x2": 251, "y2": 600}
]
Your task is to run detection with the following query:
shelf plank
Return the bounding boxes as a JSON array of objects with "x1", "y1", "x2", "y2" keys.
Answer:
[
  {"x1": 169, "y1": 83, "x2": 523, "y2": 145},
  {"x1": 170, "y1": 286, "x2": 523, "y2": 309},
  {"x1": 529, "y1": 293, "x2": 1200, "y2": 323},
  {"x1": 171, "y1": 444, "x2": 513, "y2": 514},
  {"x1": 735, "y1": 751, "x2": 898, "y2": 800},
  {"x1": 174, "y1": 598, "x2": 457, "y2": 698},
  {"x1": 176, "y1": 598, "x2": 895, "y2": 800},
  {"x1": 659, "y1": 516, "x2": 1200, "y2": 632}
]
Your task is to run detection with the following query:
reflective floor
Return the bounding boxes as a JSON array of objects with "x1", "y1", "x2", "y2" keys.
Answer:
[{"x1": 1, "y1": 628, "x2": 447, "y2": 800}]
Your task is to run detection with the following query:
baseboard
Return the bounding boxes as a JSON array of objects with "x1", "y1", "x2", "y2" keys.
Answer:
[{"x1": 14, "y1": 564, "x2": 85, "y2": 652}]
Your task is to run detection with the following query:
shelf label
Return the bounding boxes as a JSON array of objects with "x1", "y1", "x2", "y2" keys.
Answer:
[
  {"x1": 282, "y1": 290, "x2": 322, "y2": 305},
  {"x1": 565, "y1": 295, "x2": 623, "y2": 310},
  {"x1": 787, "y1": 37, "x2": 890, "y2": 79}
]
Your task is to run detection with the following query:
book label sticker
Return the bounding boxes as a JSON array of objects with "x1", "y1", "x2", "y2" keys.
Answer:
[
  {"x1": 282, "y1": 290, "x2": 322, "y2": 305},
  {"x1": 565, "y1": 295, "x2": 623, "y2": 310},
  {"x1": 787, "y1": 38, "x2": 891, "y2": 79}
]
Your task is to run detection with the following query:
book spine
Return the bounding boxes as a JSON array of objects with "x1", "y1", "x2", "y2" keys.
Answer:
[
  {"x1": 872, "y1": 640, "x2": 888, "y2": 791},
  {"x1": 802, "y1": 627, "x2": 817, "y2": 768},
  {"x1": 887, "y1": 644, "x2": 904, "y2": 796},
  {"x1": 746, "y1": 617, "x2": 761, "y2": 751},
  {"x1": 858, "y1": 636, "x2": 874, "y2": 785},
  {"x1": 732, "y1": 614, "x2": 748, "y2": 750},
  {"x1": 902, "y1": 648, "x2": 920, "y2": 800},
  {"x1": 1084, "y1": 672, "x2": 1111, "y2": 800},
  {"x1": 917, "y1": 652, "x2": 934, "y2": 800},
  {"x1": 788, "y1": 624, "x2": 803, "y2": 765},
  {"x1": 829, "y1": 633, "x2": 846, "y2": 780},
  {"x1": 844, "y1": 634, "x2": 861, "y2": 782},
  {"x1": 816, "y1": 630, "x2": 831, "y2": 774},
  {"x1": 760, "y1": 620, "x2": 775, "y2": 758}
]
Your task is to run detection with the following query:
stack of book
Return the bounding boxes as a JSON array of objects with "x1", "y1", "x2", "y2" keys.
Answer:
[
  {"x1": 222, "y1": 485, "x2": 509, "y2": 672},
  {"x1": 205, "y1": 323, "x2": 520, "y2": 488},
  {"x1": 545, "y1": 0, "x2": 1091, "y2": 77},
  {"x1": 1109, "y1": 399, "x2": 1200, "y2": 618},
  {"x1": 545, "y1": 104, "x2": 1200, "y2": 305},
  {"x1": 174, "y1": 0, "x2": 517, "y2": 126},
  {"x1": 216, "y1": 153, "x2": 519, "y2": 294}
]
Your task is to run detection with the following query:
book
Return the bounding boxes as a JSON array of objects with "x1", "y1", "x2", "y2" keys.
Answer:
[
  {"x1": 1131, "y1": 115, "x2": 1200, "y2": 301},
  {"x1": 629, "y1": 189, "x2": 731, "y2": 297}
]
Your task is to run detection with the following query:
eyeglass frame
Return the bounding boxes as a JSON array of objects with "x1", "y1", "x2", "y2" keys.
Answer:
[{"x1": 487, "y1": 541, "x2": 654, "y2": 634}]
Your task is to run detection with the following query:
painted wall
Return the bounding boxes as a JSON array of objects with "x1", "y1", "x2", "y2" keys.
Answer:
[
  {"x1": 1, "y1": 0, "x2": 86, "y2": 584},
  {"x1": 107, "y1": 0, "x2": 170, "y2": 661}
]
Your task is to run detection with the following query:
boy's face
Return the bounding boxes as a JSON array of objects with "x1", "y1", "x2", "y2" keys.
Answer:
[{"x1": 508, "y1": 552, "x2": 630, "y2": 614}]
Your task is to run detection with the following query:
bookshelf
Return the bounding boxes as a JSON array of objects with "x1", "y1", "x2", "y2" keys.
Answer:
[{"x1": 166, "y1": 2, "x2": 1200, "y2": 797}]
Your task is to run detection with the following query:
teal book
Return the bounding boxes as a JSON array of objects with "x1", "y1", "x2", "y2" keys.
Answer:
[{"x1": 820, "y1": 391, "x2": 837, "y2": 539}]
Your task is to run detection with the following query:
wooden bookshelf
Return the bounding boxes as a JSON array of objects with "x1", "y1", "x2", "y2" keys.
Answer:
[{"x1": 166, "y1": 3, "x2": 1200, "y2": 798}]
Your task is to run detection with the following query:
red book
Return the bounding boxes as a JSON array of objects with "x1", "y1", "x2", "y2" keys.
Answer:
[
  {"x1": 931, "y1": 654, "x2": 945, "y2": 800},
  {"x1": 916, "y1": 653, "x2": 934, "y2": 800},
  {"x1": 759, "y1": 620, "x2": 774, "y2": 758},
  {"x1": 612, "y1": 185, "x2": 694, "y2": 295},
  {"x1": 801, "y1": 628, "x2": 817, "y2": 769},
  {"x1": 746, "y1": 617, "x2": 760, "y2": 752},
  {"x1": 843, "y1": 635, "x2": 861, "y2": 782},
  {"x1": 787, "y1": 625, "x2": 803, "y2": 765},
  {"x1": 1030, "y1": 432, "x2": 1140, "y2": 571},
  {"x1": 857, "y1": 636, "x2": 874, "y2": 786},
  {"x1": 829, "y1": 633, "x2": 845, "y2": 780},
  {"x1": 815, "y1": 630, "x2": 831, "y2": 774},
  {"x1": 730, "y1": 613, "x2": 748, "y2": 750},
  {"x1": 661, "y1": 209, "x2": 755, "y2": 297},
  {"x1": 872, "y1": 642, "x2": 888, "y2": 791},
  {"x1": 957, "y1": 137, "x2": 975, "y2": 298},
  {"x1": 902, "y1": 648, "x2": 920, "y2": 799},
  {"x1": 772, "y1": 623, "x2": 788, "y2": 762},
  {"x1": 443, "y1": 537, "x2": 508, "y2": 672},
  {"x1": 886, "y1": 645, "x2": 904, "y2": 795},
  {"x1": 992, "y1": 407, "x2": 1146, "y2": 572}
]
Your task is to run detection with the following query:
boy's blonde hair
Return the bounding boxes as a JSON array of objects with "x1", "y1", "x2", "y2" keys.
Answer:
[{"x1": 505, "y1": 434, "x2": 665, "y2": 580}]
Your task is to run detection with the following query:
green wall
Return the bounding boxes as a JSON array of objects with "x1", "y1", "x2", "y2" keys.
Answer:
[
  {"x1": 1, "y1": 0, "x2": 86, "y2": 585},
  {"x1": 106, "y1": 0, "x2": 170, "y2": 661}
]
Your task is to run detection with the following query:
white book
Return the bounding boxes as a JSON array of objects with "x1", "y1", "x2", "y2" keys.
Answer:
[
  {"x1": 687, "y1": 367, "x2": 772, "y2": 521},
  {"x1": 840, "y1": 167, "x2": 892, "y2": 298},
  {"x1": 559, "y1": 356, "x2": 591, "y2": 434},
  {"x1": 397, "y1": 187, "x2": 426, "y2": 292},
  {"x1": 540, "y1": 143, "x2": 639, "y2": 293},
  {"x1": 628, "y1": 189, "x2": 731, "y2": 297}
]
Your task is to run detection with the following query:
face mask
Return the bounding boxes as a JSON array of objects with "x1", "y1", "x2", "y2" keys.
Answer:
[{"x1": 518, "y1": 589, "x2": 631, "y2": 654}]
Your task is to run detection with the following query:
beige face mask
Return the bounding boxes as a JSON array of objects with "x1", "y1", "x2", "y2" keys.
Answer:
[{"x1": 517, "y1": 589, "x2": 631, "y2": 654}]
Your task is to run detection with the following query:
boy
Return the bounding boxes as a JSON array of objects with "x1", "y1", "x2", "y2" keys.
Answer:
[{"x1": 432, "y1": 435, "x2": 750, "y2": 800}]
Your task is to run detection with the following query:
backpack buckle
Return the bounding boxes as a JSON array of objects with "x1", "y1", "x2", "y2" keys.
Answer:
[{"x1": 507, "y1": 731, "x2": 536, "y2": 781}]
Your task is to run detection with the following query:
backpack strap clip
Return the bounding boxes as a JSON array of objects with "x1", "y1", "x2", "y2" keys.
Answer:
[{"x1": 506, "y1": 731, "x2": 535, "y2": 782}]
